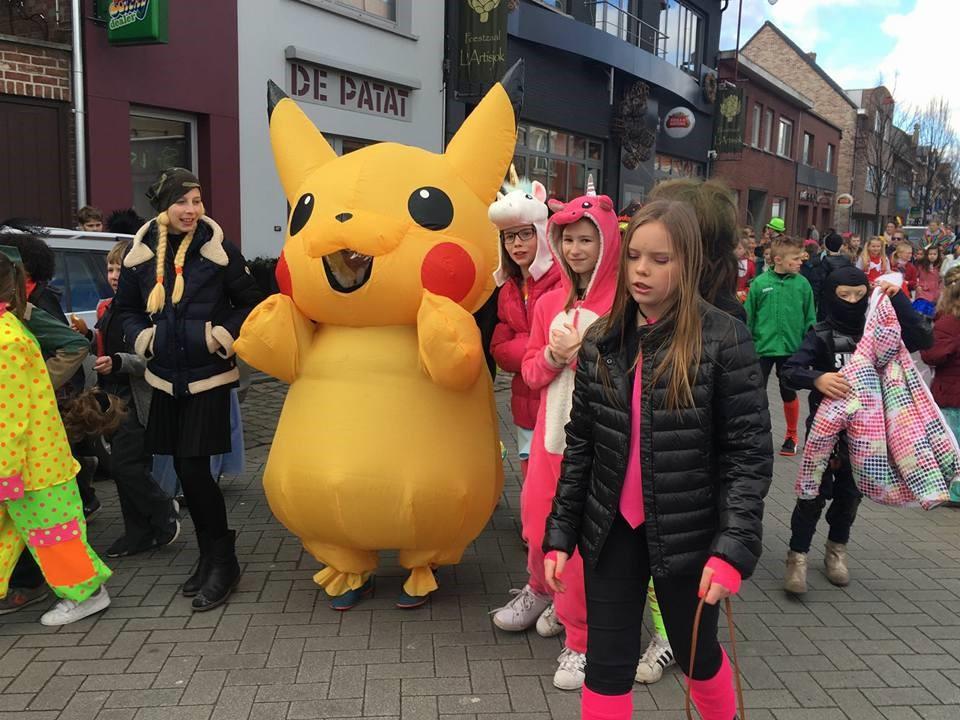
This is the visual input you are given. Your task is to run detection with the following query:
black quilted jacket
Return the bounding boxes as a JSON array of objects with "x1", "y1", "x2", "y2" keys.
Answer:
[{"x1": 543, "y1": 300, "x2": 774, "y2": 579}]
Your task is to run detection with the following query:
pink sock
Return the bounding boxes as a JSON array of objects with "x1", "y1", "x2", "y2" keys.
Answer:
[
  {"x1": 688, "y1": 649, "x2": 736, "y2": 720},
  {"x1": 581, "y1": 687, "x2": 632, "y2": 720}
]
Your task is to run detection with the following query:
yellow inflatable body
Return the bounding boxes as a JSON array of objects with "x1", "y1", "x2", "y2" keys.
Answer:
[{"x1": 234, "y1": 66, "x2": 521, "y2": 599}]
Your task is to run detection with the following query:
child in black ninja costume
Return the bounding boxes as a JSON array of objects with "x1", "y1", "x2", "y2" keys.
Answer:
[{"x1": 782, "y1": 267, "x2": 932, "y2": 593}]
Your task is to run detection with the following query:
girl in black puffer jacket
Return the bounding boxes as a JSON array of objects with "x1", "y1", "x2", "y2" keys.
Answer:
[{"x1": 543, "y1": 201, "x2": 773, "y2": 720}]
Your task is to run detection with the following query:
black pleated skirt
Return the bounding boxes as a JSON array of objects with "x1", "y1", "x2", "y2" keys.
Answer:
[{"x1": 145, "y1": 385, "x2": 232, "y2": 457}]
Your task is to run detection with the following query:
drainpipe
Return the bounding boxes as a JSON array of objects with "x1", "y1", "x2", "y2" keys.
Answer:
[{"x1": 71, "y1": 0, "x2": 88, "y2": 207}]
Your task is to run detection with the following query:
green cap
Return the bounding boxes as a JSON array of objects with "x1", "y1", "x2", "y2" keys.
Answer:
[{"x1": 766, "y1": 217, "x2": 786, "y2": 233}]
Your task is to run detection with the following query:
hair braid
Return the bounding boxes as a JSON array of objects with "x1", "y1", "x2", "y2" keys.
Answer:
[
  {"x1": 171, "y1": 228, "x2": 195, "y2": 305},
  {"x1": 146, "y1": 213, "x2": 169, "y2": 313}
]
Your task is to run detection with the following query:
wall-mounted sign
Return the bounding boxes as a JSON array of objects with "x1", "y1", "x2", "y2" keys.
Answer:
[
  {"x1": 455, "y1": 0, "x2": 508, "y2": 99},
  {"x1": 836, "y1": 193, "x2": 854, "y2": 207},
  {"x1": 105, "y1": 0, "x2": 168, "y2": 45},
  {"x1": 713, "y1": 87, "x2": 743, "y2": 154},
  {"x1": 663, "y1": 106, "x2": 696, "y2": 139},
  {"x1": 289, "y1": 61, "x2": 412, "y2": 122}
]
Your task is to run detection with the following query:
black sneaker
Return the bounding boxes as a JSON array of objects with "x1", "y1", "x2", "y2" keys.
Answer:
[
  {"x1": 83, "y1": 497, "x2": 102, "y2": 520},
  {"x1": 106, "y1": 536, "x2": 129, "y2": 558},
  {"x1": 780, "y1": 437, "x2": 798, "y2": 456}
]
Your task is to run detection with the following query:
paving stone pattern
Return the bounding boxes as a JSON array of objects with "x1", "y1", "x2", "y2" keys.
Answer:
[{"x1": 1, "y1": 376, "x2": 958, "y2": 719}]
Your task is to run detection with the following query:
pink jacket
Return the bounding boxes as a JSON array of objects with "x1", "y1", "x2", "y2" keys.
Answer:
[
  {"x1": 520, "y1": 188, "x2": 622, "y2": 455},
  {"x1": 915, "y1": 266, "x2": 942, "y2": 304},
  {"x1": 490, "y1": 264, "x2": 561, "y2": 428}
]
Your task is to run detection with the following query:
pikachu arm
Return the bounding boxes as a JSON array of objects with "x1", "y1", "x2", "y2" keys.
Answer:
[
  {"x1": 417, "y1": 290, "x2": 484, "y2": 391},
  {"x1": 234, "y1": 293, "x2": 315, "y2": 384}
]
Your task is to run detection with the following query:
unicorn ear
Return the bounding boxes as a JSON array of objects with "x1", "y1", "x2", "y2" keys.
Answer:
[
  {"x1": 531, "y1": 181, "x2": 547, "y2": 203},
  {"x1": 547, "y1": 198, "x2": 566, "y2": 212}
]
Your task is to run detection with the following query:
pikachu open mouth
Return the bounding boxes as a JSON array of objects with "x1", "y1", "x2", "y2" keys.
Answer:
[{"x1": 322, "y1": 249, "x2": 374, "y2": 293}]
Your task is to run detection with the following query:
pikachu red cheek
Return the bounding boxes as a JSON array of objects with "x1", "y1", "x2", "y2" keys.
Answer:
[
  {"x1": 420, "y1": 243, "x2": 476, "y2": 303},
  {"x1": 276, "y1": 251, "x2": 293, "y2": 297}
]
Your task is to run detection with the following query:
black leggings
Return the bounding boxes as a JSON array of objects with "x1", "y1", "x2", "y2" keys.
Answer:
[
  {"x1": 584, "y1": 514, "x2": 723, "y2": 695},
  {"x1": 173, "y1": 456, "x2": 229, "y2": 539},
  {"x1": 759, "y1": 356, "x2": 797, "y2": 403}
]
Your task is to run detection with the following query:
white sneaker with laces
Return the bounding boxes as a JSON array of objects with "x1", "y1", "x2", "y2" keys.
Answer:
[
  {"x1": 40, "y1": 586, "x2": 110, "y2": 626},
  {"x1": 553, "y1": 647, "x2": 586, "y2": 690},
  {"x1": 491, "y1": 584, "x2": 551, "y2": 632},
  {"x1": 634, "y1": 634, "x2": 675, "y2": 684},
  {"x1": 535, "y1": 602, "x2": 564, "y2": 637}
]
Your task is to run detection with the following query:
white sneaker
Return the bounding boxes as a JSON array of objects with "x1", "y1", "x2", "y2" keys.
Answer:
[
  {"x1": 491, "y1": 584, "x2": 551, "y2": 632},
  {"x1": 40, "y1": 586, "x2": 110, "y2": 626},
  {"x1": 635, "y1": 634, "x2": 675, "y2": 684},
  {"x1": 553, "y1": 647, "x2": 586, "y2": 690},
  {"x1": 535, "y1": 602, "x2": 564, "y2": 637}
]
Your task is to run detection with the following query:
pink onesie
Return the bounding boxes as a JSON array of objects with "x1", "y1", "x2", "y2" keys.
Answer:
[{"x1": 519, "y1": 188, "x2": 621, "y2": 655}]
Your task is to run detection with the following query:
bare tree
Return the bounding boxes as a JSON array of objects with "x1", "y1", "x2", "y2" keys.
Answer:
[
  {"x1": 861, "y1": 89, "x2": 914, "y2": 232},
  {"x1": 937, "y1": 152, "x2": 960, "y2": 226},
  {"x1": 910, "y1": 97, "x2": 957, "y2": 223}
]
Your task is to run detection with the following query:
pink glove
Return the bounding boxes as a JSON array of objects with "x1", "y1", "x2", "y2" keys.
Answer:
[{"x1": 702, "y1": 557, "x2": 742, "y2": 596}]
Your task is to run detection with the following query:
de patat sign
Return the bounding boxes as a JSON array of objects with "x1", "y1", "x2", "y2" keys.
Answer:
[{"x1": 104, "y1": 0, "x2": 168, "y2": 45}]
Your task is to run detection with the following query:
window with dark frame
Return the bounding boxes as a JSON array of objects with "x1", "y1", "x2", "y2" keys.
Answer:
[
  {"x1": 802, "y1": 132, "x2": 813, "y2": 166},
  {"x1": 513, "y1": 123, "x2": 603, "y2": 201},
  {"x1": 751, "y1": 103, "x2": 761, "y2": 147}
]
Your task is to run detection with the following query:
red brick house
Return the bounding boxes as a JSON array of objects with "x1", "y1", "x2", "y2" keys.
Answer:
[{"x1": 714, "y1": 51, "x2": 841, "y2": 238}]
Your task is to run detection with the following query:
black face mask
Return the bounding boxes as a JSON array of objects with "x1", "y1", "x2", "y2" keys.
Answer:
[{"x1": 823, "y1": 266, "x2": 869, "y2": 337}]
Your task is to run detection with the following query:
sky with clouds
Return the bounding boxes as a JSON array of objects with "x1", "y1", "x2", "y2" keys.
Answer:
[{"x1": 719, "y1": 0, "x2": 956, "y2": 129}]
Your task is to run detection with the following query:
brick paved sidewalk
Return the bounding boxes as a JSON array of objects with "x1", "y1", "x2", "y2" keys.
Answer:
[{"x1": 0, "y1": 377, "x2": 958, "y2": 719}]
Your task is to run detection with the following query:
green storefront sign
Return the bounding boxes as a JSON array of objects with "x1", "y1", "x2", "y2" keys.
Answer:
[{"x1": 102, "y1": 0, "x2": 168, "y2": 45}]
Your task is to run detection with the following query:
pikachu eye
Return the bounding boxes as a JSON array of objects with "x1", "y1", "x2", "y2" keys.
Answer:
[
  {"x1": 408, "y1": 187, "x2": 453, "y2": 231},
  {"x1": 289, "y1": 193, "x2": 314, "y2": 235}
]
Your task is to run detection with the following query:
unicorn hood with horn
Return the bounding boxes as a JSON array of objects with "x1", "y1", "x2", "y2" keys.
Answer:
[
  {"x1": 545, "y1": 174, "x2": 622, "y2": 316},
  {"x1": 488, "y1": 165, "x2": 554, "y2": 285}
]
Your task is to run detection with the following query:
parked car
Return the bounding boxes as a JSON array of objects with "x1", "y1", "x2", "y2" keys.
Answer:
[
  {"x1": 43, "y1": 228, "x2": 133, "y2": 326},
  {"x1": 901, "y1": 226, "x2": 929, "y2": 246}
]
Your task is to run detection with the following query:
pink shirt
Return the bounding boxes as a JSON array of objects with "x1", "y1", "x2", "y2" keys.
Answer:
[{"x1": 619, "y1": 358, "x2": 645, "y2": 528}]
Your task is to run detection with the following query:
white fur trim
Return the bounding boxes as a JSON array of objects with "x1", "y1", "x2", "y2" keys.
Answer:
[
  {"x1": 203, "y1": 321, "x2": 218, "y2": 353},
  {"x1": 134, "y1": 326, "x2": 155, "y2": 358},
  {"x1": 124, "y1": 220, "x2": 156, "y2": 268},
  {"x1": 542, "y1": 308, "x2": 601, "y2": 454},
  {"x1": 145, "y1": 366, "x2": 240, "y2": 396},
  {"x1": 211, "y1": 325, "x2": 235, "y2": 358},
  {"x1": 197, "y1": 215, "x2": 228, "y2": 266}
]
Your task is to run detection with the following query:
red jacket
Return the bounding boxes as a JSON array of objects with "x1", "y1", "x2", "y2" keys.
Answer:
[
  {"x1": 490, "y1": 263, "x2": 562, "y2": 429},
  {"x1": 895, "y1": 261, "x2": 918, "y2": 295},
  {"x1": 921, "y1": 313, "x2": 960, "y2": 409}
]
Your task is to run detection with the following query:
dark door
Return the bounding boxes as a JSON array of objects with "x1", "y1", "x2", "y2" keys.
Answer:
[{"x1": 0, "y1": 96, "x2": 71, "y2": 226}]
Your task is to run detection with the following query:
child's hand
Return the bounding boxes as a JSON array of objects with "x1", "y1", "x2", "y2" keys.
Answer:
[
  {"x1": 93, "y1": 356, "x2": 113, "y2": 374},
  {"x1": 877, "y1": 280, "x2": 900, "y2": 297},
  {"x1": 548, "y1": 323, "x2": 581, "y2": 364},
  {"x1": 814, "y1": 372, "x2": 850, "y2": 400},
  {"x1": 544, "y1": 551, "x2": 569, "y2": 593},
  {"x1": 70, "y1": 314, "x2": 88, "y2": 336}
]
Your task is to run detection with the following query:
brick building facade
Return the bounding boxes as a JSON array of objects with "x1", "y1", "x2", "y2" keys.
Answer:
[
  {"x1": 741, "y1": 22, "x2": 857, "y2": 232},
  {"x1": 0, "y1": 0, "x2": 75, "y2": 225},
  {"x1": 714, "y1": 52, "x2": 840, "y2": 237}
]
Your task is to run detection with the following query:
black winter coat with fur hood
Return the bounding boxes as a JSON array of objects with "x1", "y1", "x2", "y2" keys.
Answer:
[{"x1": 543, "y1": 301, "x2": 774, "y2": 579}]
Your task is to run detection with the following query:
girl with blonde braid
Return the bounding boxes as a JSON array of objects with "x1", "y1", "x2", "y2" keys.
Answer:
[{"x1": 114, "y1": 168, "x2": 264, "y2": 611}]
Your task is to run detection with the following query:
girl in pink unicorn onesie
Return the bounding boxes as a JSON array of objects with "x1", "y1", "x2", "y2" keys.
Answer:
[{"x1": 493, "y1": 177, "x2": 620, "y2": 691}]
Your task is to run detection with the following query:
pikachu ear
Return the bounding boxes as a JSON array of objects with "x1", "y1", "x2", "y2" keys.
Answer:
[
  {"x1": 267, "y1": 80, "x2": 337, "y2": 204},
  {"x1": 445, "y1": 60, "x2": 523, "y2": 202}
]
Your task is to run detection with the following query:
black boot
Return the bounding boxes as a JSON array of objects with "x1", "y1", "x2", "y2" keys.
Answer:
[
  {"x1": 191, "y1": 530, "x2": 241, "y2": 612},
  {"x1": 182, "y1": 532, "x2": 212, "y2": 597}
]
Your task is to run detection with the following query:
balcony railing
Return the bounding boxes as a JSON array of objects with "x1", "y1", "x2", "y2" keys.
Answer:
[{"x1": 584, "y1": 1, "x2": 668, "y2": 58}]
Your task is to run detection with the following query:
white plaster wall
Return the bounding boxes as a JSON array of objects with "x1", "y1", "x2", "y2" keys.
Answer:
[{"x1": 237, "y1": 0, "x2": 445, "y2": 258}]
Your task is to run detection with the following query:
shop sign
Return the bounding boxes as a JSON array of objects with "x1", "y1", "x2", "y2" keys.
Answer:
[
  {"x1": 455, "y1": 0, "x2": 508, "y2": 99},
  {"x1": 289, "y1": 61, "x2": 412, "y2": 122},
  {"x1": 105, "y1": 0, "x2": 168, "y2": 45},
  {"x1": 713, "y1": 86, "x2": 744, "y2": 154},
  {"x1": 836, "y1": 193, "x2": 854, "y2": 207},
  {"x1": 663, "y1": 107, "x2": 696, "y2": 139}
]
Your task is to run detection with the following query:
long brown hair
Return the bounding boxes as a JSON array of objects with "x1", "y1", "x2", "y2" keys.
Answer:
[
  {"x1": 938, "y1": 266, "x2": 960, "y2": 319},
  {"x1": 649, "y1": 178, "x2": 738, "y2": 307},
  {"x1": 60, "y1": 390, "x2": 126, "y2": 445},
  {"x1": 604, "y1": 200, "x2": 704, "y2": 411},
  {"x1": 0, "y1": 253, "x2": 28, "y2": 318}
]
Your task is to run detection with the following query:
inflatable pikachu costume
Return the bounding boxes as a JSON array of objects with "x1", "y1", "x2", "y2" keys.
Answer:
[{"x1": 234, "y1": 64, "x2": 523, "y2": 608}]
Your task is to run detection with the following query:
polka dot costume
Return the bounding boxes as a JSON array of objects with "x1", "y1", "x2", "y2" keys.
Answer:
[{"x1": 0, "y1": 308, "x2": 110, "y2": 602}]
